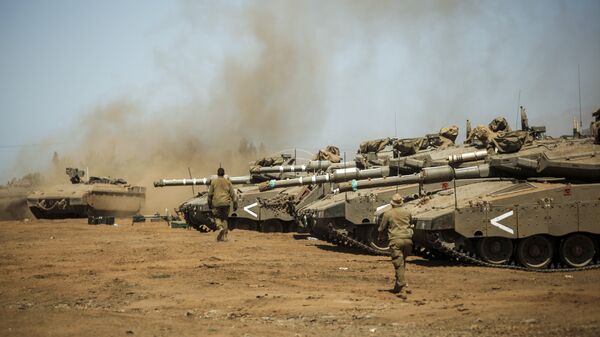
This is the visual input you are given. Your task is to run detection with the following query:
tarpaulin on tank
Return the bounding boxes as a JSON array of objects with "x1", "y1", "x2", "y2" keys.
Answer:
[
  {"x1": 392, "y1": 137, "x2": 428, "y2": 156},
  {"x1": 313, "y1": 145, "x2": 341, "y2": 163},
  {"x1": 492, "y1": 130, "x2": 532, "y2": 153},
  {"x1": 489, "y1": 117, "x2": 511, "y2": 132},
  {"x1": 358, "y1": 138, "x2": 391, "y2": 154},
  {"x1": 439, "y1": 125, "x2": 459, "y2": 142},
  {"x1": 428, "y1": 135, "x2": 454, "y2": 149},
  {"x1": 253, "y1": 155, "x2": 287, "y2": 167}
]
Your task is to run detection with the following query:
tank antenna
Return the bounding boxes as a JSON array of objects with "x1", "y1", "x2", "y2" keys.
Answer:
[
  {"x1": 187, "y1": 167, "x2": 195, "y2": 196},
  {"x1": 578, "y1": 63, "x2": 582, "y2": 131},
  {"x1": 516, "y1": 89, "x2": 521, "y2": 130}
]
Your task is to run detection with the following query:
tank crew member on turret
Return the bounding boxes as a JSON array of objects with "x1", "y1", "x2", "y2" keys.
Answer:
[
  {"x1": 208, "y1": 167, "x2": 238, "y2": 242},
  {"x1": 378, "y1": 193, "x2": 413, "y2": 299}
]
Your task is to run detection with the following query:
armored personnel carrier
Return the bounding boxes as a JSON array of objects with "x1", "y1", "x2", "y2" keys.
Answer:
[
  {"x1": 27, "y1": 168, "x2": 145, "y2": 219},
  {"x1": 342, "y1": 134, "x2": 600, "y2": 270}
]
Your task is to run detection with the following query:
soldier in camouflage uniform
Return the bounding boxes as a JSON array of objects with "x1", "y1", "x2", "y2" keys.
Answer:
[
  {"x1": 378, "y1": 193, "x2": 413, "y2": 299},
  {"x1": 208, "y1": 168, "x2": 238, "y2": 242}
]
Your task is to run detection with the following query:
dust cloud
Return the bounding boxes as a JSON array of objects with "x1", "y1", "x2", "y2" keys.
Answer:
[
  {"x1": 8, "y1": 1, "x2": 336, "y2": 213},
  {"x1": 5, "y1": 1, "x2": 600, "y2": 214}
]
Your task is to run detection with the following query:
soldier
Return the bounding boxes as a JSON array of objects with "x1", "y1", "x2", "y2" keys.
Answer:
[
  {"x1": 378, "y1": 193, "x2": 413, "y2": 299},
  {"x1": 208, "y1": 167, "x2": 238, "y2": 242}
]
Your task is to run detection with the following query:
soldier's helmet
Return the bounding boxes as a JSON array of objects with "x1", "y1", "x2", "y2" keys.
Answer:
[
  {"x1": 217, "y1": 168, "x2": 225, "y2": 176},
  {"x1": 390, "y1": 193, "x2": 403, "y2": 207}
]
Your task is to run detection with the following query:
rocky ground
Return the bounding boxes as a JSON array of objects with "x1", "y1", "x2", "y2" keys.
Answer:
[{"x1": 0, "y1": 219, "x2": 599, "y2": 337}]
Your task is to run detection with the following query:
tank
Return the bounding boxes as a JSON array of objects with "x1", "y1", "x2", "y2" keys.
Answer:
[
  {"x1": 27, "y1": 168, "x2": 145, "y2": 219},
  {"x1": 263, "y1": 128, "x2": 489, "y2": 254},
  {"x1": 0, "y1": 174, "x2": 40, "y2": 220},
  {"x1": 284, "y1": 114, "x2": 551, "y2": 255},
  {"x1": 348, "y1": 135, "x2": 600, "y2": 270},
  {"x1": 154, "y1": 151, "x2": 352, "y2": 232},
  {"x1": 295, "y1": 154, "x2": 488, "y2": 255}
]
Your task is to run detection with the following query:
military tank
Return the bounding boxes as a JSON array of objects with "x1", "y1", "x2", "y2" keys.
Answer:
[
  {"x1": 261, "y1": 125, "x2": 491, "y2": 254},
  {"x1": 0, "y1": 174, "x2": 40, "y2": 220},
  {"x1": 154, "y1": 151, "x2": 354, "y2": 232},
  {"x1": 27, "y1": 168, "x2": 145, "y2": 219},
  {"x1": 342, "y1": 133, "x2": 600, "y2": 271},
  {"x1": 265, "y1": 114, "x2": 553, "y2": 256}
]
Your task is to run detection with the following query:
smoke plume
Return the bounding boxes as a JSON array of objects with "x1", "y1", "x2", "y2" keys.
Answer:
[{"x1": 5, "y1": 0, "x2": 600, "y2": 213}]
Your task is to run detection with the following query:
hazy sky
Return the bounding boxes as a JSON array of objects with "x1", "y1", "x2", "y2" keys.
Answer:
[{"x1": 1, "y1": 0, "x2": 599, "y2": 183}]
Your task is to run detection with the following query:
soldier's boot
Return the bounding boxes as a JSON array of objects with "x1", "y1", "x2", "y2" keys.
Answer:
[
  {"x1": 216, "y1": 224, "x2": 225, "y2": 241},
  {"x1": 222, "y1": 228, "x2": 229, "y2": 242},
  {"x1": 216, "y1": 230, "x2": 225, "y2": 241}
]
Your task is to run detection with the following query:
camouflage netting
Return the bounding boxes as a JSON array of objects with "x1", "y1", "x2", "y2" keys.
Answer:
[
  {"x1": 466, "y1": 117, "x2": 534, "y2": 153},
  {"x1": 392, "y1": 137, "x2": 428, "y2": 156},
  {"x1": 253, "y1": 155, "x2": 288, "y2": 167},
  {"x1": 439, "y1": 125, "x2": 459, "y2": 142},
  {"x1": 491, "y1": 130, "x2": 533, "y2": 154},
  {"x1": 466, "y1": 125, "x2": 497, "y2": 147},
  {"x1": 392, "y1": 125, "x2": 459, "y2": 155},
  {"x1": 489, "y1": 117, "x2": 511, "y2": 133},
  {"x1": 313, "y1": 145, "x2": 341, "y2": 163},
  {"x1": 258, "y1": 193, "x2": 297, "y2": 214},
  {"x1": 358, "y1": 138, "x2": 391, "y2": 154}
]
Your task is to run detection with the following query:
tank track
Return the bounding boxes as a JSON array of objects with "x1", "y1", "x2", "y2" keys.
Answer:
[
  {"x1": 431, "y1": 239, "x2": 600, "y2": 273},
  {"x1": 328, "y1": 227, "x2": 391, "y2": 256},
  {"x1": 327, "y1": 226, "x2": 600, "y2": 272},
  {"x1": 325, "y1": 226, "x2": 443, "y2": 259}
]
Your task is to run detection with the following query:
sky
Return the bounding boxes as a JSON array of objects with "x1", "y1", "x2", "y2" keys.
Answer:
[{"x1": 1, "y1": 0, "x2": 599, "y2": 185}]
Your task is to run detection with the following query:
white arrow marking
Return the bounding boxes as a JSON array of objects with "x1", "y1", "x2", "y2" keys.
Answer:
[
  {"x1": 244, "y1": 202, "x2": 258, "y2": 218},
  {"x1": 490, "y1": 210, "x2": 514, "y2": 234}
]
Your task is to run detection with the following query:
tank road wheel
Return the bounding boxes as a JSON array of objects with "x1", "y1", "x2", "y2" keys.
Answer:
[
  {"x1": 261, "y1": 219, "x2": 284, "y2": 233},
  {"x1": 233, "y1": 219, "x2": 258, "y2": 231},
  {"x1": 367, "y1": 226, "x2": 389, "y2": 252},
  {"x1": 516, "y1": 235, "x2": 554, "y2": 269},
  {"x1": 476, "y1": 237, "x2": 513, "y2": 265},
  {"x1": 560, "y1": 234, "x2": 596, "y2": 268}
]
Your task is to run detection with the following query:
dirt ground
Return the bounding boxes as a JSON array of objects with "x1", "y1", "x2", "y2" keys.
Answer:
[{"x1": 1, "y1": 219, "x2": 599, "y2": 337}]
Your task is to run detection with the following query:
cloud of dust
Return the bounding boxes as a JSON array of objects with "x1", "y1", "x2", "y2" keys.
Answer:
[
  {"x1": 6, "y1": 0, "x2": 600, "y2": 214},
  {"x1": 9, "y1": 1, "x2": 337, "y2": 213}
]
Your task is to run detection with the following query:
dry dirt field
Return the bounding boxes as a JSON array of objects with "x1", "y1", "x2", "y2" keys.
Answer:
[{"x1": 1, "y1": 219, "x2": 599, "y2": 337}]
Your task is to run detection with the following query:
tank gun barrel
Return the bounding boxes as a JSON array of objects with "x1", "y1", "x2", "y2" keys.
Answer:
[
  {"x1": 258, "y1": 167, "x2": 390, "y2": 192},
  {"x1": 154, "y1": 175, "x2": 253, "y2": 187},
  {"x1": 250, "y1": 160, "x2": 355, "y2": 174},
  {"x1": 336, "y1": 164, "x2": 491, "y2": 192},
  {"x1": 447, "y1": 150, "x2": 488, "y2": 164}
]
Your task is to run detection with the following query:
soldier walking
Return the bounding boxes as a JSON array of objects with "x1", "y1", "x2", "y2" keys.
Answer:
[
  {"x1": 378, "y1": 193, "x2": 413, "y2": 299},
  {"x1": 208, "y1": 167, "x2": 238, "y2": 242}
]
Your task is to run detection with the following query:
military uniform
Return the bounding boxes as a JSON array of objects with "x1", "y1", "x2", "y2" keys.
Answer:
[
  {"x1": 208, "y1": 175, "x2": 237, "y2": 241},
  {"x1": 378, "y1": 194, "x2": 413, "y2": 296}
]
